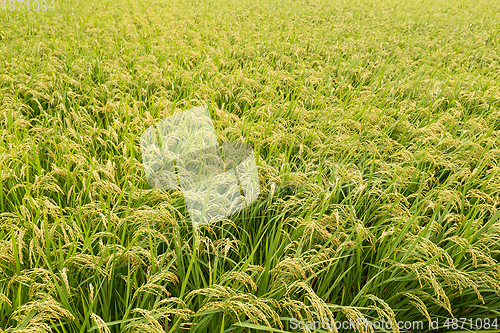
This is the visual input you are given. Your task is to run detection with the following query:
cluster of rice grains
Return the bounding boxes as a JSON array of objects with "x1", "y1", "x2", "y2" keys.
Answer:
[{"x1": 1, "y1": 0, "x2": 500, "y2": 331}]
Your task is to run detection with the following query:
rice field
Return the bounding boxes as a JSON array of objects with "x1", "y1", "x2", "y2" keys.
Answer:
[{"x1": 1, "y1": 0, "x2": 500, "y2": 331}]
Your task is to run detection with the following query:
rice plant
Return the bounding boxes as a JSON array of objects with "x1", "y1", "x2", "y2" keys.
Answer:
[{"x1": 1, "y1": 0, "x2": 500, "y2": 332}]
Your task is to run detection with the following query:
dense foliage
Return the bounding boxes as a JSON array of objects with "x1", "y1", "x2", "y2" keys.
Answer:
[{"x1": 1, "y1": 0, "x2": 500, "y2": 331}]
